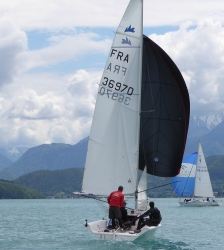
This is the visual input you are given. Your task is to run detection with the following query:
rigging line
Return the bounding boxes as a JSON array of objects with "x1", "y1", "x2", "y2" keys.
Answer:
[
  {"x1": 136, "y1": 180, "x2": 181, "y2": 194},
  {"x1": 78, "y1": 181, "x2": 180, "y2": 208},
  {"x1": 77, "y1": 193, "x2": 133, "y2": 210},
  {"x1": 171, "y1": 180, "x2": 180, "y2": 198},
  {"x1": 95, "y1": 199, "x2": 108, "y2": 214}
]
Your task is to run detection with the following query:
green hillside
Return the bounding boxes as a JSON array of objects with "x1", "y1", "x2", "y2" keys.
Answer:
[
  {"x1": 206, "y1": 155, "x2": 224, "y2": 196},
  {"x1": 14, "y1": 168, "x2": 84, "y2": 198},
  {"x1": 12, "y1": 155, "x2": 224, "y2": 198},
  {"x1": 14, "y1": 167, "x2": 174, "y2": 198},
  {"x1": 0, "y1": 179, "x2": 46, "y2": 199}
]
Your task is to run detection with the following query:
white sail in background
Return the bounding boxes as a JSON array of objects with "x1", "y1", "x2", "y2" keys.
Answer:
[
  {"x1": 82, "y1": 0, "x2": 143, "y2": 196},
  {"x1": 194, "y1": 142, "x2": 214, "y2": 198}
]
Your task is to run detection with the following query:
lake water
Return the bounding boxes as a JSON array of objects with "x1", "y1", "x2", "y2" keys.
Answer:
[{"x1": 0, "y1": 198, "x2": 223, "y2": 250}]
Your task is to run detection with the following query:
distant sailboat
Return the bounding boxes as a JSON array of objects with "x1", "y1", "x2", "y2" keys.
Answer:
[
  {"x1": 74, "y1": 0, "x2": 190, "y2": 241},
  {"x1": 172, "y1": 142, "x2": 222, "y2": 207}
]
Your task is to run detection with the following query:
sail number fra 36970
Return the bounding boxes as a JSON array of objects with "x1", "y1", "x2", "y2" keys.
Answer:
[
  {"x1": 101, "y1": 77, "x2": 134, "y2": 95},
  {"x1": 98, "y1": 76, "x2": 134, "y2": 106}
]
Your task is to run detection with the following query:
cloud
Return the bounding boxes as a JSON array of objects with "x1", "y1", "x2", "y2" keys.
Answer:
[
  {"x1": 0, "y1": 18, "x2": 27, "y2": 86},
  {"x1": 68, "y1": 69, "x2": 100, "y2": 105},
  {"x1": 1, "y1": 0, "x2": 224, "y2": 148},
  {"x1": 0, "y1": 70, "x2": 100, "y2": 148},
  {"x1": 19, "y1": 32, "x2": 111, "y2": 72},
  {"x1": 1, "y1": 0, "x2": 224, "y2": 30},
  {"x1": 149, "y1": 20, "x2": 224, "y2": 116},
  {"x1": 144, "y1": 0, "x2": 224, "y2": 27}
]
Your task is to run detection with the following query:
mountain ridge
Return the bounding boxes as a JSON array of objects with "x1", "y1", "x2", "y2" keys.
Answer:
[
  {"x1": 0, "y1": 115, "x2": 224, "y2": 180},
  {"x1": 0, "y1": 138, "x2": 88, "y2": 180}
]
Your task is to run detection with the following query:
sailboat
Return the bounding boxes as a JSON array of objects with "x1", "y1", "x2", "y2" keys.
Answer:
[
  {"x1": 172, "y1": 142, "x2": 222, "y2": 207},
  {"x1": 76, "y1": 0, "x2": 190, "y2": 241}
]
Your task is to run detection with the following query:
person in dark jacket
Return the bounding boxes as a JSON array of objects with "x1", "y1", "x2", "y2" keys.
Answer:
[
  {"x1": 120, "y1": 201, "x2": 128, "y2": 223},
  {"x1": 107, "y1": 186, "x2": 124, "y2": 229},
  {"x1": 136, "y1": 201, "x2": 162, "y2": 230}
]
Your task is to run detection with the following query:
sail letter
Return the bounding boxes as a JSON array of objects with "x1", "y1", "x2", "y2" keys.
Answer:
[
  {"x1": 106, "y1": 63, "x2": 112, "y2": 71},
  {"x1": 123, "y1": 54, "x2": 129, "y2": 63},
  {"x1": 110, "y1": 49, "x2": 117, "y2": 57},
  {"x1": 117, "y1": 51, "x2": 124, "y2": 60},
  {"x1": 121, "y1": 67, "x2": 127, "y2": 75},
  {"x1": 114, "y1": 65, "x2": 120, "y2": 73}
]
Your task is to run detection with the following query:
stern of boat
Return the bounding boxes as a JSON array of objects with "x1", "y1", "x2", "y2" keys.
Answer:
[{"x1": 84, "y1": 219, "x2": 159, "y2": 241}]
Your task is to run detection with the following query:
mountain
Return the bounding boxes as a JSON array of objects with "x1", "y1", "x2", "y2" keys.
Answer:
[
  {"x1": 13, "y1": 155, "x2": 224, "y2": 198},
  {"x1": 0, "y1": 137, "x2": 88, "y2": 180},
  {"x1": 0, "y1": 154, "x2": 12, "y2": 171},
  {"x1": 1, "y1": 113, "x2": 224, "y2": 181},
  {"x1": 204, "y1": 155, "x2": 224, "y2": 197},
  {"x1": 14, "y1": 168, "x2": 84, "y2": 198},
  {"x1": 13, "y1": 167, "x2": 174, "y2": 198},
  {"x1": 189, "y1": 113, "x2": 224, "y2": 136},
  {"x1": 0, "y1": 179, "x2": 46, "y2": 199},
  {"x1": 0, "y1": 146, "x2": 29, "y2": 162},
  {"x1": 185, "y1": 120, "x2": 224, "y2": 156}
]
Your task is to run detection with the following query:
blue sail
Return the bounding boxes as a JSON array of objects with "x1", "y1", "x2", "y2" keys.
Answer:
[{"x1": 172, "y1": 152, "x2": 197, "y2": 197}]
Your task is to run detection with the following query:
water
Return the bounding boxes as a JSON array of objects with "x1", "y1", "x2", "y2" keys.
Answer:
[{"x1": 0, "y1": 198, "x2": 223, "y2": 250}]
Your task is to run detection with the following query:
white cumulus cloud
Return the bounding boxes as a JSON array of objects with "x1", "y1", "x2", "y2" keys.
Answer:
[
  {"x1": 1, "y1": 0, "x2": 224, "y2": 148},
  {"x1": 150, "y1": 20, "x2": 224, "y2": 116},
  {"x1": 0, "y1": 18, "x2": 27, "y2": 86}
]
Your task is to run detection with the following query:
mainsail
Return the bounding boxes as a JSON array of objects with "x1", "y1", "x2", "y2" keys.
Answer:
[
  {"x1": 82, "y1": 0, "x2": 143, "y2": 196},
  {"x1": 194, "y1": 142, "x2": 213, "y2": 198}
]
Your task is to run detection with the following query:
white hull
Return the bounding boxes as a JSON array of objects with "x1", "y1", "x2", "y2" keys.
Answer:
[
  {"x1": 179, "y1": 200, "x2": 222, "y2": 207},
  {"x1": 86, "y1": 219, "x2": 160, "y2": 241}
]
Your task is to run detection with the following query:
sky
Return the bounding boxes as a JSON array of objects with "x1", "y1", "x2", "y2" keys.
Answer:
[{"x1": 0, "y1": 0, "x2": 224, "y2": 148}]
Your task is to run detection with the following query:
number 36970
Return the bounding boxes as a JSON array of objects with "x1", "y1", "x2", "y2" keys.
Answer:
[{"x1": 98, "y1": 87, "x2": 131, "y2": 106}]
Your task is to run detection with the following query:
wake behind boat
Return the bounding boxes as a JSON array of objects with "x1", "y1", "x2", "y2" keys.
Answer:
[
  {"x1": 75, "y1": 0, "x2": 190, "y2": 241},
  {"x1": 172, "y1": 142, "x2": 222, "y2": 207}
]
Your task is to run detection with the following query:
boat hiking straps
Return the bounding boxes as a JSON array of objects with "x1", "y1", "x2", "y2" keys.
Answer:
[{"x1": 136, "y1": 180, "x2": 181, "y2": 194}]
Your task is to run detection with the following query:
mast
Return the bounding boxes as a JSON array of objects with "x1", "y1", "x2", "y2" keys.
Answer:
[{"x1": 135, "y1": 0, "x2": 144, "y2": 210}]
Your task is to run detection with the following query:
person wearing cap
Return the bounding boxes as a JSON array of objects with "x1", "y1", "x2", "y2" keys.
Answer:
[
  {"x1": 107, "y1": 186, "x2": 124, "y2": 229},
  {"x1": 136, "y1": 201, "x2": 162, "y2": 230}
]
